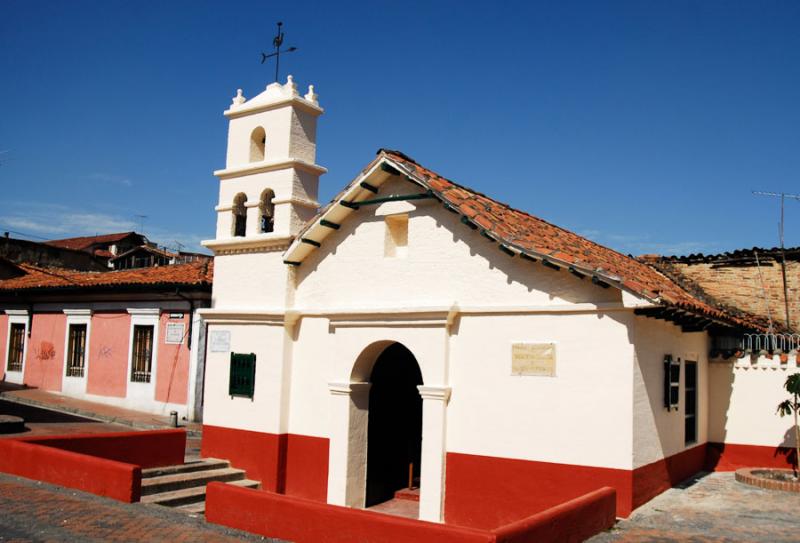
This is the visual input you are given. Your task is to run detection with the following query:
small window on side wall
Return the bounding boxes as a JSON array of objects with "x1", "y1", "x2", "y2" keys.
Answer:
[
  {"x1": 260, "y1": 189, "x2": 275, "y2": 233},
  {"x1": 663, "y1": 355, "x2": 680, "y2": 410},
  {"x1": 229, "y1": 352, "x2": 256, "y2": 398}
]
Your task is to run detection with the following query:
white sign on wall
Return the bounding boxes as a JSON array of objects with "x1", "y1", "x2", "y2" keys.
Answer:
[
  {"x1": 165, "y1": 323, "x2": 185, "y2": 344},
  {"x1": 512, "y1": 343, "x2": 557, "y2": 377},
  {"x1": 210, "y1": 330, "x2": 231, "y2": 352}
]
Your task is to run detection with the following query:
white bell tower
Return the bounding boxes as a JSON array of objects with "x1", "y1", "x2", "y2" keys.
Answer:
[{"x1": 202, "y1": 75, "x2": 325, "y2": 308}]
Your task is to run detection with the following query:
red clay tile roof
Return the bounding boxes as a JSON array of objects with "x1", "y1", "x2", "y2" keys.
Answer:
[
  {"x1": 294, "y1": 149, "x2": 770, "y2": 333},
  {"x1": 0, "y1": 259, "x2": 212, "y2": 292},
  {"x1": 45, "y1": 232, "x2": 139, "y2": 252}
]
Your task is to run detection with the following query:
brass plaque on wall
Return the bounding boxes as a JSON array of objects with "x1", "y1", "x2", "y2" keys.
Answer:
[{"x1": 512, "y1": 343, "x2": 556, "y2": 377}]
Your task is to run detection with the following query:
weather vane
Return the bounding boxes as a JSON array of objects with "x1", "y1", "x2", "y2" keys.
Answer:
[{"x1": 261, "y1": 22, "x2": 297, "y2": 83}]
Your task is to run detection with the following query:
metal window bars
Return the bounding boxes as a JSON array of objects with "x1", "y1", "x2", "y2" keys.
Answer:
[
  {"x1": 6, "y1": 323, "x2": 24, "y2": 372},
  {"x1": 65, "y1": 324, "x2": 87, "y2": 377},
  {"x1": 131, "y1": 325, "x2": 153, "y2": 383}
]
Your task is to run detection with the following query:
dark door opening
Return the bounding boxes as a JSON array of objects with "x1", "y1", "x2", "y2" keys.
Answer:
[{"x1": 365, "y1": 343, "x2": 423, "y2": 507}]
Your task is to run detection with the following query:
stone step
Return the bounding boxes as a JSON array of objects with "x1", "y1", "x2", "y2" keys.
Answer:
[
  {"x1": 141, "y1": 478, "x2": 259, "y2": 507},
  {"x1": 141, "y1": 467, "x2": 245, "y2": 495},
  {"x1": 141, "y1": 458, "x2": 229, "y2": 478},
  {"x1": 176, "y1": 501, "x2": 206, "y2": 515}
]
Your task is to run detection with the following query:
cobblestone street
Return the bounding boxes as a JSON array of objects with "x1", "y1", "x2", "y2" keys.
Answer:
[
  {"x1": 0, "y1": 473, "x2": 278, "y2": 543},
  {"x1": 589, "y1": 472, "x2": 800, "y2": 542}
]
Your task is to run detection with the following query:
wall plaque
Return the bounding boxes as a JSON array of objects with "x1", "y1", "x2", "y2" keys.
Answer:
[
  {"x1": 512, "y1": 343, "x2": 556, "y2": 377},
  {"x1": 209, "y1": 330, "x2": 231, "y2": 352},
  {"x1": 165, "y1": 323, "x2": 185, "y2": 344}
]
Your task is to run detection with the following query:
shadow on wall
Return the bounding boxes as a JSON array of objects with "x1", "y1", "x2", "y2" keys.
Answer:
[{"x1": 777, "y1": 426, "x2": 798, "y2": 467}]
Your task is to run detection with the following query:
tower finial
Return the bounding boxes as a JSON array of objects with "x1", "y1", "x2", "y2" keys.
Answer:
[
  {"x1": 232, "y1": 88, "x2": 246, "y2": 106},
  {"x1": 305, "y1": 84, "x2": 318, "y2": 104}
]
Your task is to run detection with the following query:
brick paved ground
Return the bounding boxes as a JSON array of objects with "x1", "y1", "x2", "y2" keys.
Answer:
[
  {"x1": 0, "y1": 473, "x2": 280, "y2": 543},
  {"x1": 589, "y1": 472, "x2": 800, "y2": 542}
]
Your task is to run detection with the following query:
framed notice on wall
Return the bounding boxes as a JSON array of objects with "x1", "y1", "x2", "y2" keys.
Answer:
[
  {"x1": 165, "y1": 323, "x2": 185, "y2": 344},
  {"x1": 512, "y1": 343, "x2": 557, "y2": 377},
  {"x1": 210, "y1": 330, "x2": 231, "y2": 352}
]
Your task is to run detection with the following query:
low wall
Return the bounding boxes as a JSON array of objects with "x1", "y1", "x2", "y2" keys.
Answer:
[
  {"x1": 205, "y1": 482, "x2": 616, "y2": 543},
  {"x1": 22, "y1": 429, "x2": 187, "y2": 469},
  {"x1": 0, "y1": 429, "x2": 186, "y2": 502}
]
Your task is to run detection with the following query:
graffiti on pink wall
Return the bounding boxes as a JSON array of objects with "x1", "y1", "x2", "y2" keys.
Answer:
[{"x1": 35, "y1": 341, "x2": 56, "y2": 360}]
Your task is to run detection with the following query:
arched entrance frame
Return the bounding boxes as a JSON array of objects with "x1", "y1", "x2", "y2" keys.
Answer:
[{"x1": 326, "y1": 322, "x2": 451, "y2": 522}]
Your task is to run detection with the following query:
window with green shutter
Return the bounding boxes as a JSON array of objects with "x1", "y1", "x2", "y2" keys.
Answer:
[{"x1": 229, "y1": 352, "x2": 256, "y2": 398}]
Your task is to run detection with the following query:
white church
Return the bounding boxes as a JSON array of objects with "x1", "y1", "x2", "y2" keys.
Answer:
[{"x1": 197, "y1": 75, "x2": 792, "y2": 531}]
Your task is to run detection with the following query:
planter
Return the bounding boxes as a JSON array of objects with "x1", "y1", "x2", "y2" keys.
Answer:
[{"x1": 735, "y1": 468, "x2": 800, "y2": 493}]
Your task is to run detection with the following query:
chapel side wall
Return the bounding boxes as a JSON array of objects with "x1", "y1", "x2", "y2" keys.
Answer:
[
  {"x1": 86, "y1": 311, "x2": 131, "y2": 398},
  {"x1": 443, "y1": 310, "x2": 636, "y2": 527},
  {"x1": 631, "y1": 317, "x2": 709, "y2": 469},
  {"x1": 154, "y1": 311, "x2": 191, "y2": 405},
  {"x1": 22, "y1": 312, "x2": 66, "y2": 392},
  {"x1": 0, "y1": 313, "x2": 7, "y2": 381},
  {"x1": 708, "y1": 355, "x2": 799, "y2": 468}
]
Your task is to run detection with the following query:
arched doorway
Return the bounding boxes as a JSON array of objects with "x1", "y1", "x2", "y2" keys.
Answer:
[{"x1": 365, "y1": 343, "x2": 423, "y2": 507}]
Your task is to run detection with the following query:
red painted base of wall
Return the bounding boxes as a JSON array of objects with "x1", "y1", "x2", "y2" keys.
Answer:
[
  {"x1": 201, "y1": 425, "x2": 328, "y2": 500},
  {"x1": 205, "y1": 482, "x2": 616, "y2": 543},
  {"x1": 631, "y1": 443, "x2": 706, "y2": 511},
  {"x1": 706, "y1": 442, "x2": 796, "y2": 472},
  {"x1": 445, "y1": 453, "x2": 631, "y2": 529},
  {"x1": 446, "y1": 444, "x2": 709, "y2": 527}
]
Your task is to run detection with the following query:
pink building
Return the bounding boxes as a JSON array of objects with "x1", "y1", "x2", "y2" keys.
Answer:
[{"x1": 0, "y1": 258, "x2": 212, "y2": 420}]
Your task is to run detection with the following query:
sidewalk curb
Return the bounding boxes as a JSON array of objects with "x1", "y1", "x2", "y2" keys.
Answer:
[{"x1": 0, "y1": 392, "x2": 202, "y2": 438}]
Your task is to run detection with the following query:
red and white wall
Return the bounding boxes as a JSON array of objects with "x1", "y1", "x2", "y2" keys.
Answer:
[{"x1": 1, "y1": 302, "x2": 200, "y2": 419}]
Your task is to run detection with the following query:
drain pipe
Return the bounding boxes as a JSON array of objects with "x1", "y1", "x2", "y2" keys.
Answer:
[{"x1": 173, "y1": 288, "x2": 194, "y2": 349}]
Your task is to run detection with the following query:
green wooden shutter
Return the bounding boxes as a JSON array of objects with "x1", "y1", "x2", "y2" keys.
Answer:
[{"x1": 229, "y1": 352, "x2": 256, "y2": 398}]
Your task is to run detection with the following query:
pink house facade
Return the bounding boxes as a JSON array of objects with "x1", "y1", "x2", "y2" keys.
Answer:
[{"x1": 0, "y1": 259, "x2": 212, "y2": 419}]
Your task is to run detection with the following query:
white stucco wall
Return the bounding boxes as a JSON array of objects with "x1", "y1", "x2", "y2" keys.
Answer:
[
  {"x1": 212, "y1": 251, "x2": 292, "y2": 309},
  {"x1": 447, "y1": 311, "x2": 636, "y2": 470},
  {"x1": 709, "y1": 356, "x2": 800, "y2": 448},
  {"x1": 632, "y1": 316, "x2": 709, "y2": 469}
]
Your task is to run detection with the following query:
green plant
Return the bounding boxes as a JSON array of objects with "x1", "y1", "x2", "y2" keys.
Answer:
[{"x1": 777, "y1": 373, "x2": 800, "y2": 476}]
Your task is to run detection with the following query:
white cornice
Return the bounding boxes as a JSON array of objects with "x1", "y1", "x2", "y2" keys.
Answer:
[
  {"x1": 201, "y1": 234, "x2": 292, "y2": 254},
  {"x1": 417, "y1": 385, "x2": 452, "y2": 402},
  {"x1": 197, "y1": 308, "x2": 286, "y2": 326},
  {"x1": 214, "y1": 158, "x2": 326, "y2": 180},
  {"x1": 63, "y1": 309, "x2": 92, "y2": 316},
  {"x1": 127, "y1": 308, "x2": 159, "y2": 316},
  {"x1": 225, "y1": 95, "x2": 323, "y2": 119}
]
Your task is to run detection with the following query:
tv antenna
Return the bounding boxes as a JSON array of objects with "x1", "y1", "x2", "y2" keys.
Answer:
[
  {"x1": 752, "y1": 190, "x2": 800, "y2": 329},
  {"x1": 133, "y1": 214, "x2": 148, "y2": 233},
  {"x1": 261, "y1": 22, "x2": 298, "y2": 82}
]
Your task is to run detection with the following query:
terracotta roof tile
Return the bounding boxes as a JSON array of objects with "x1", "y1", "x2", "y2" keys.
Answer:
[
  {"x1": 45, "y1": 232, "x2": 138, "y2": 252},
  {"x1": 379, "y1": 150, "x2": 770, "y2": 332},
  {"x1": 0, "y1": 259, "x2": 212, "y2": 292}
]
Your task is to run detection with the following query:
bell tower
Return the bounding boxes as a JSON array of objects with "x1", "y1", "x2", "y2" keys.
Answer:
[{"x1": 203, "y1": 75, "x2": 325, "y2": 308}]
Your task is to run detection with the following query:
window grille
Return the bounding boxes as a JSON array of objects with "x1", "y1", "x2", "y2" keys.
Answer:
[
  {"x1": 131, "y1": 325, "x2": 154, "y2": 383},
  {"x1": 229, "y1": 352, "x2": 256, "y2": 398},
  {"x1": 66, "y1": 324, "x2": 87, "y2": 377},
  {"x1": 6, "y1": 323, "x2": 25, "y2": 372},
  {"x1": 663, "y1": 354, "x2": 680, "y2": 410}
]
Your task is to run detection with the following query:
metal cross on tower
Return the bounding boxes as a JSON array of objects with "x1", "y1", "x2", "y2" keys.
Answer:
[{"x1": 261, "y1": 22, "x2": 298, "y2": 82}]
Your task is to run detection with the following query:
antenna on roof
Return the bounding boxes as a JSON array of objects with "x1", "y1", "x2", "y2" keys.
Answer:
[
  {"x1": 261, "y1": 22, "x2": 298, "y2": 82},
  {"x1": 133, "y1": 214, "x2": 148, "y2": 234},
  {"x1": 752, "y1": 190, "x2": 800, "y2": 330}
]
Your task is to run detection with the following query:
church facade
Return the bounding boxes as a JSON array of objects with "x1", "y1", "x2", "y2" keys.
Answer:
[{"x1": 198, "y1": 76, "x2": 781, "y2": 529}]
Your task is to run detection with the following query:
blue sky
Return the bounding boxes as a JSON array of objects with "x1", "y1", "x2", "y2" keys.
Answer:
[{"x1": 1, "y1": 1, "x2": 798, "y2": 255}]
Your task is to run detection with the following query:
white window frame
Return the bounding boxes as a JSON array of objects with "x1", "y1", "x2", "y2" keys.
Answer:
[
  {"x1": 126, "y1": 308, "x2": 160, "y2": 405},
  {"x1": 5, "y1": 310, "x2": 29, "y2": 384},
  {"x1": 62, "y1": 309, "x2": 92, "y2": 396}
]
